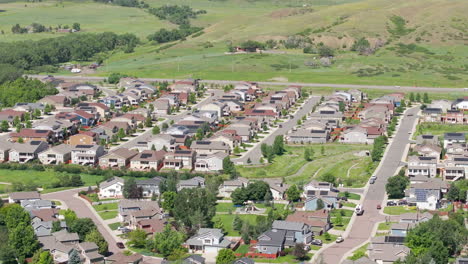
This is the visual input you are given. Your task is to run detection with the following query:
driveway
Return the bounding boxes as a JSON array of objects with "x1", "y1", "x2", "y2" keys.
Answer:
[
  {"x1": 314, "y1": 107, "x2": 420, "y2": 264},
  {"x1": 233, "y1": 95, "x2": 320, "y2": 164}
]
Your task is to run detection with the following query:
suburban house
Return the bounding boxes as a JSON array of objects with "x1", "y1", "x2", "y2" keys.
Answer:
[
  {"x1": 256, "y1": 229, "x2": 289, "y2": 255},
  {"x1": 399, "y1": 212, "x2": 433, "y2": 224},
  {"x1": 287, "y1": 129, "x2": 330, "y2": 144},
  {"x1": 441, "y1": 110, "x2": 465, "y2": 124},
  {"x1": 10, "y1": 128, "x2": 55, "y2": 143},
  {"x1": 185, "y1": 228, "x2": 231, "y2": 253},
  {"x1": 342, "y1": 257, "x2": 377, "y2": 264},
  {"x1": 9, "y1": 141, "x2": 49, "y2": 163},
  {"x1": 191, "y1": 140, "x2": 231, "y2": 155},
  {"x1": 200, "y1": 102, "x2": 230, "y2": 118},
  {"x1": 303, "y1": 180, "x2": 334, "y2": 194},
  {"x1": 68, "y1": 133, "x2": 97, "y2": 145},
  {"x1": 147, "y1": 134, "x2": 177, "y2": 151},
  {"x1": 263, "y1": 178, "x2": 290, "y2": 200},
  {"x1": 163, "y1": 149, "x2": 196, "y2": 170},
  {"x1": 412, "y1": 144, "x2": 441, "y2": 161},
  {"x1": 177, "y1": 176, "x2": 205, "y2": 191},
  {"x1": 428, "y1": 99, "x2": 453, "y2": 112},
  {"x1": 286, "y1": 210, "x2": 331, "y2": 235},
  {"x1": 130, "y1": 150, "x2": 166, "y2": 171},
  {"x1": 38, "y1": 144, "x2": 73, "y2": 164},
  {"x1": 444, "y1": 132, "x2": 466, "y2": 148},
  {"x1": 0, "y1": 140, "x2": 13, "y2": 162},
  {"x1": 415, "y1": 134, "x2": 439, "y2": 146},
  {"x1": 390, "y1": 222, "x2": 415, "y2": 237},
  {"x1": 210, "y1": 130, "x2": 242, "y2": 150},
  {"x1": 136, "y1": 218, "x2": 167, "y2": 235},
  {"x1": 367, "y1": 242, "x2": 410, "y2": 264},
  {"x1": 76, "y1": 242, "x2": 104, "y2": 264},
  {"x1": 421, "y1": 108, "x2": 442, "y2": 122},
  {"x1": 9, "y1": 191, "x2": 41, "y2": 204},
  {"x1": 405, "y1": 178, "x2": 449, "y2": 210},
  {"x1": 136, "y1": 177, "x2": 165, "y2": 197},
  {"x1": 71, "y1": 145, "x2": 105, "y2": 166},
  {"x1": 153, "y1": 98, "x2": 171, "y2": 115},
  {"x1": 194, "y1": 152, "x2": 228, "y2": 172},
  {"x1": 118, "y1": 200, "x2": 162, "y2": 227},
  {"x1": 106, "y1": 253, "x2": 144, "y2": 264},
  {"x1": 442, "y1": 156, "x2": 468, "y2": 181},
  {"x1": 406, "y1": 156, "x2": 437, "y2": 178},
  {"x1": 99, "y1": 148, "x2": 138, "y2": 169},
  {"x1": 39, "y1": 95, "x2": 70, "y2": 107},
  {"x1": 452, "y1": 97, "x2": 468, "y2": 110},
  {"x1": 33, "y1": 119, "x2": 77, "y2": 139},
  {"x1": 22, "y1": 200, "x2": 53, "y2": 211},
  {"x1": 271, "y1": 220, "x2": 313, "y2": 244},
  {"x1": 218, "y1": 177, "x2": 250, "y2": 198},
  {"x1": 303, "y1": 190, "x2": 339, "y2": 211},
  {"x1": 0, "y1": 109, "x2": 25, "y2": 125},
  {"x1": 99, "y1": 176, "x2": 125, "y2": 198}
]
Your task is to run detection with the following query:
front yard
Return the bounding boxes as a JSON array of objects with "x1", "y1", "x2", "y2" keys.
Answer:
[
  {"x1": 383, "y1": 206, "x2": 417, "y2": 215},
  {"x1": 212, "y1": 214, "x2": 258, "y2": 236}
]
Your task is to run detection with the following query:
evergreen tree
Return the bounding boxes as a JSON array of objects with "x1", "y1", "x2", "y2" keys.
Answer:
[
  {"x1": 152, "y1": 125, "x2": 160, "y2": 135},
  {"x1": 1, "y1": 120, "x2": 9, "y2": 132},
  {"x1": 85, "y1": 229, "x2": 108, "y2": 254}
]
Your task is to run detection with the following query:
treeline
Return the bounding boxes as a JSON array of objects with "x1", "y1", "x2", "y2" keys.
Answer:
[
  {"x1": 93, "y1": 0, "x2": 148, "y2": 8},
  {"x1": 12, "y1": 22, "x2": 81, "y2": 34},
  {"x1": 0, "y1": 32, "x2": 138, "y2": 71},
  {"x1": 147, "y1": 24, "x2": 202, "y2": 44},
  {"x1": 148, "y1": 5, "x2": 206, "y2": 25},
  {"x1": 0, "y1": 77, "x2": 58, "y2": 107}
]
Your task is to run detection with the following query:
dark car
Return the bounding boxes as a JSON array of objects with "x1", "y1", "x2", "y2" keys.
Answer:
[
  {"x1": 387, "y1": 201, "x2": 397, "y2": 206},
  {"x1": 116, "y1": 242, "x2": 125, "y2": 249},
  {"x1": 356, "y1": 209, "x2": 364, "y2": 216},
  {"x1": 398, "y1": 200, "x2": 408, "y2": 205},
  {"x1": 339, "y1": 196, "x2": 348, "y2": 201},
  {"x1": 377, "y1": 204, "x2": 382, "y2": 210},
  {"x1": 311, "y1": 239, "x2": 323, "y2": 246}
]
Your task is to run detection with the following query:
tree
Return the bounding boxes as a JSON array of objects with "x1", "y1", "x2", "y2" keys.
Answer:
[
  {"x1": 320, "y1": 145, "x2": 325, "y2": 155},
  {"x1": 316, "y1": 199, "x2": 325, "y2": 210},
  {"x1": 68, "y1": 249, "x2": 81, "y2": 264},
  {"x1": 70, "y1": 174, "x2": 83, "y2": 187},
  {"x1": 272, "y1": 135, "x2": 285, "y2": 155},
  {"x1": 161, "y1": 191, "x2": 177, "y2": 213},
  {"x1": 446, "y1": 183, "x2": 460, "y2": 202},
  {"x1": 72, "y1": 22, "x2": 81, "y2": 31},
  {"x1": 222, "y1": 156, "x2": 235, "y2": 175},
  {"x1": 260, "y1": 143, "x2": 268, "y2": 157},
  {"x1": 323, "y1": 232, "x2": 331, "y2": 241},
  {"x1": 334, "y1": 214, "x2": 343, "y2": 226},
  {"x1": 318, "y1": 45, "x2": 334, "y2": 57},
  {"x1": 423, "y1": 93, "x2": 430, "y2": 104},
  {"x1": 385, "y1": 174, "x2": 409, "y2": 199},
  {"x1": 351, "y1": 37, "x2": 371, "y2": 54},
  {"x1": 1, "y1": 120, "x2": 9, "y2": 132},
  {"x1": 127, "y1": 229, "x2": 148, "y2": 248},
  {"x1": 321, "y1": 173, "x2": 336, "y2": 185},
  {"x1": 52, "y1": 221, "x2": 62, "y2": 232},
  {"x1": 151, "y1": 225, "x2": 185, "y2": 257},
  {"x1": 85, "y1": 229, "x2": 108, "y2": 255},
  {"x1": 216, "y1": 249, "x2": 236, "y2": 264},
  {"x1": 123, "y1": 178, "x2": 142, "y2": 199},
  {"x1": 9, "y1": 222, "x2": 39, "y2": 258},
  {"x1": 286, "y1": 185, "x2": 301, "y2": 202},
  {"x1": 152, "y1": 125, "x2": 160, "y2": 135},
  {"x1": 145, "y1": 116, "x2": 153, "y2": 127},
  {"x1": 233, "y1": 215, "x2": 243, "y2": 231},
  {"x1": 117, "y1": 128, "x2": 126, "y2": 139},
  {"x1": 416, "y1": 93, "x2": 421, "y2": 102},
  {"x1": 172, "y1": 188, "x2": 216, "y2": 229},
  {"x1": 409, "y1": 92, "x2": 415, "y2": 102},
  {"x1": 292, "y1": 243, "x2": 308, "y2": 260},
  {"x1": 231, "y1": 187, "x2": 248, "y2": 205},
  {"x1": 304, "y1": 148, "x2": 312, "y2": 161},
  {"x1": 213, "y1": 217, "x2": 224, "y2": 232},
  {"x1": 32, "y1": 250, "x2": 53, "y2": 264},
  {"x1": 0, "y1": 247, "x2": 17, "y2": 264},
  {"x1": 70, "y1": 218, "x2": 95, "y2": 239},
  {"x1": 63, "y1": 209, "x2": 77, "y2": 226}
]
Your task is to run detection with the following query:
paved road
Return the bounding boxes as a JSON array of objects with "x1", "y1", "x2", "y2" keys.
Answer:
[
  {"x1": 43, "y1": 188, "x2": 122, "y2": 253},
  {"x1": 27, "y1": 75, "x2": 466, "y2": 92},
  {"x1": 233, "y1": 96, "x2": 320, "y2": 164},
  {"x1": 317, "y1": 107, "x2": 420, "y2": 264}
]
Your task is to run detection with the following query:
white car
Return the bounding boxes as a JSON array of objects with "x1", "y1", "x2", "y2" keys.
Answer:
[{"x1": 336, "y1": 236, "x2": 344, "y2": 243}]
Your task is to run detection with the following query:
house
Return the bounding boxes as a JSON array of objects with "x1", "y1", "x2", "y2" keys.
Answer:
[
  {"x1": 112, "y1": 113, "x2": 146, "y2": 128},
  {"x1": 177, "y1": 176, "x2": 205, "y2": 191},
  {"x1": 183, "y1": 255, "x2": 206, "y2": 264},
  {"x1": 218, "y1": 177, "x2": 249, "y2": 198},
  {"x1": 442, "y1": 110, "x2": 465, "y2": 124},
  {"x1": 442, "y1": 156, "x2": 468, "y2": 181},
  {"x1": 163, "y1": 149, "x2": 196, "y2": 170},
  {"x1": 77, "y1": 102, "x2": 110, "y2": 119},
  {"x1": 170, "y1": 79, "x2": 197, "y2": 93},
  {"x1": 412, "y1": 144, "x2": 441, "y2": 161},
  {"x1": 455, "y1": 258, "x2": 468, "y2": 264},
  {"x1": 118, "y1": 199, "x2": 161, "y2": 226},
  {"x1": 99, "y1": 148, "x2": 138, "y2": 169},
  {"x1": 153, "y1": 98, "x2": 171, "y2": 115},
  {"x1": 8, "y1": 191, "x2": 41, "y2": 203},
  {"x1": 71, "y1": 145, "x2": 105, "y2": 166},
  {"x1": 286, "y1": 210, "x2": 331, "y2": 235},
  {"x1": 130, "y1": 150, "x2": 166, "y2": 171},
  {"x1": 147, "y1": 134, "x2": 177, "y2": 151},
  {"x1": 9, "y1": 141, "x2": 49, "y2": 163},
  {"x1": 136, "y1": 218, "x2": 167, "y2": 235},
  {"x1": 390, "y1": 222, "x2": 415, "y2": 237},
  {"x1": 99, "y1": 176, "x2": 125, "y2": 198},
  {"x1": 226, "y1": 124, "x2": 254, "y2": 142},
  {"x1": 52, "y1": 229, "x2": 80, "y2": 244},
  {"x1": 13, "y1": 102, "x2": 45, "y2": 113},
  {"x1": 444, "y1": 133, "x2": 466, "y2": 148},
  {"x1": 38, "y1": 144, "x2": 73, "y2": 164},
  {"x1": 407, "y1": 156, "x2": 437, "y2": 178},
  {"x1": 406, "y1": 178, "x2": 449, "y2": 210},
  {"x1": 68, "y1": 133, "x2": 97, "y2": 145},
  {"x1": 367, "y1": 243, "x2": 410, "y2": 264},
  {"x1": 39, "y1": 95, "x2": 70, "y2": 108},
  {"x1": 303, "y1": 190, "x2": 339, "y2": 211},
  {"x1": 33, "y1": 119, "x2": 77, "y2": 139},
  {"x1": 0, "y1": 109, "x2": 25, "y2": 125},
  {"x1": 10, "y1": 128, "x2": 55, "y2": 143},
  {"x1": 165, "y1": 125, "x2": 190, "y2": 136},
  {"x1": 415, "y1": 134, "x2": 439, "y2": 146},
  {"x1": 0, "y1": 140, "x2": 14, "y2": 161},
  {"x1": 452, "y1": 97, "x2": 468, "y2": 110},
  {"x1": 106, "y1": 253, "x2": 143, "y2": 264},
  {"x1": 200, "y1": 102, "x2": 230, "y2": 118},
  {"x1": 22, "y1": 200, "x2": 53, "y2": 211},
  {"x1": 256, "y1": 229, "x2": 287, "y2": 255},
  {"x1": 38, "y1": 235, "x2": 74, "y2": 263},
  {"x1": 101, "y1": 121, "x2": 132, "y2": 135},
  {"x1": 309, "y1": 111, "x2": 344, "y2": 126},
  {"x1": 30, "y1": 208, "x2": 59, "y2": 222},
  {"x1": 76, "y1": 242, "x2": 104, "y2": 264},
  {"x1": 136, "y1": 177, "x2": 165, "y2": 197},
  {"x1": 73, "y1": 110, "x2": 98, "y2": 127},
  {"x1": 263, "y1": 179, "x2": 290, "y2": 200},
  {"x1": 271, "y1": 220, "x2": 312, "y2": 244},
  {"x1": 185, "y1": 228, "x2": 231, "y2": 253},
  {"x1": 421, "y1": 108, "x2": 442, "y2": 122},
  {"x1": 210, "y1": 131, "x2": 241, "y2": 150},
  {"x1": 398, "y1": 212, "x2": 433, "y2": 223},
  {"x1": 194, "y1": 151, "x2": 228, "y2": 172},
  {"x1": 303, "y1": 180, "x2": 333, "y2": 195},
  {"x1": 446, "y1": 143, "x2": 468, "y2": 156},
  {"x1": 342, "y1": 257, "x2": 377, "y2": 264},
  {"x1": 287, "y1": 129, "x2": 330, "y2": 144},
  {"x1": 233, "y1": 258, "x2": 255, "y2": 264}
]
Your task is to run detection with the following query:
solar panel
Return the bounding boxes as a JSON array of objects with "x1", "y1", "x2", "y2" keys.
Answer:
[
  {"x1": 319, "y1": 191, "x2": 328, "y2": 195},
  {"x1": 76, "y1": 145, "x2": 93, "y2": 148},
  {"x1": 415, "y1": 189, "x2": 427, "y2": 202},
  {"x1": 385, "y1": 236, "x2": 405, "y2": 244},
  {"x1": 140, "y1": 153, "x2": 153, "y2": 159},
  {"x1": 197, "y1": 141, "x2": 211, "y2": 145},
  {"x1": 30, "y1": 141, "x2": 41, "y2": 145}
]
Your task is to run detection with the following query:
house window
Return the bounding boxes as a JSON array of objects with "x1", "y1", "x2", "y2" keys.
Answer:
[{"x1": 204, "y1": 239, "x2": 211, "y2": 244}]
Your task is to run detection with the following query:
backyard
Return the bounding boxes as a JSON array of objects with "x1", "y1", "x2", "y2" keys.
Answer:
[
  {"x1": 413, "y1": 123, "x2": 468, "y2": 138},
  {"x1": 237, "y1": 144, "x2": 372, "y2": 187}
]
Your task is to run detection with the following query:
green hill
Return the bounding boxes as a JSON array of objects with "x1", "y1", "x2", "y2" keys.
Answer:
[{"x1": 0, "y1": 0, "x2": 466, "y2": 87}]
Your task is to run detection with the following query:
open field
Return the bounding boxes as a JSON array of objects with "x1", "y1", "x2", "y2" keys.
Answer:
[
  {"x1": 0, "y1": 168, "x2": 104, "y2": 193},
  {"x1": 413, "y1": 123, "x2": 468, "y2": 138},
  {"x1": 0, "y1": 0, "x2": 466, "y2": 87},
  {"x1": 237, "y1": 144, "x2": 372, "y2": 187}
]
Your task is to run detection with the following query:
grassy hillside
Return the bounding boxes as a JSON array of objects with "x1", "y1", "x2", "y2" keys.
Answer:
[{"x1": 0, "y1": 0, "x2": 466, "y2": 87}]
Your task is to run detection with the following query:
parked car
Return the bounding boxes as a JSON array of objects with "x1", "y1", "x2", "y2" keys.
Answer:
[
  {"x1": 369, "y1": 178, "x2": 375, "y2": 184},
  {"x1": 387, "y1": 201, "x2": 397, "y2": 206},
  {"x1": 377, "y1": 204, "x2": 382, "y2": 210},
  {"x1": 398, "y1": 200, "x2": 408, "y2": 205},
  {"x1": 339, "y1": 196, "x2": 348, "y2": 201},
  {"x1": 116, "y1": 242, "x2": 125, "y2": 249},
  {"x1": 311, "y1": 239, "x2": 323, "y2": 246},
  {"x1": 356, "y1": 210, "x2": 364, "y2": 216},
  {"x1": 336, "y1": 236, "x2": 344, "y2": 243}
]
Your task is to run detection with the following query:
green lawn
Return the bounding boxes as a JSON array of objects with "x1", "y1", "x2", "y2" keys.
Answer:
[
  {"x1": 235, "y1": 244, "x2": 249, "y2": 254},
  {"x1": 414, "y1": 123, "x2": 468, "y2": 138},
  {"x1": 93, "y1": 202, "x2": 118, "y2": 211},
  {"x1": 347, "y1": 242, "x2": 369, "y2": 261},
  {"x1": 316, "y1": 233, "x2": 338, "y2": 244},
  {"x1": 98, "y1": 210, "x2": 118, "y2": 220},
  {"x1": 377, "y1": 222, "x2": 396, "y2": 231},
  {"x1": 215, "y1": 203, "x2": 238, "y2": 213},
  {"x1": 338, "y1": 192, "x2": 361, "y2": 200},
  {"x1": 255, "y1": 254, "x2": 312, "y2": 263},
  {"x1": 0, "y1": 168, "x2": 104, "y2": 192},
  {"x1": 108, "y1": 222, "x2": 122, "y2": 231},
  {"x1": 212, "y1": 214, "x2": 259, "y2": 236},
  {"x1": 330, "y1": 209, "x2": 354, "y2": 217},
  {"x1": 341, "y1": 202, "x2": 357, "y2": 208},
  {"x1": 237, "y1": 144, "x2": 372, "y2": 187},
  {"x1": 383, "y1": 206, "x2": 417, "y2": 215}
]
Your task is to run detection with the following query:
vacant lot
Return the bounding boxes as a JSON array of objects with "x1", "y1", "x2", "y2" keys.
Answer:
[{"x1": 413, "y1": 123, "x2": 468, "y2": 138}]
